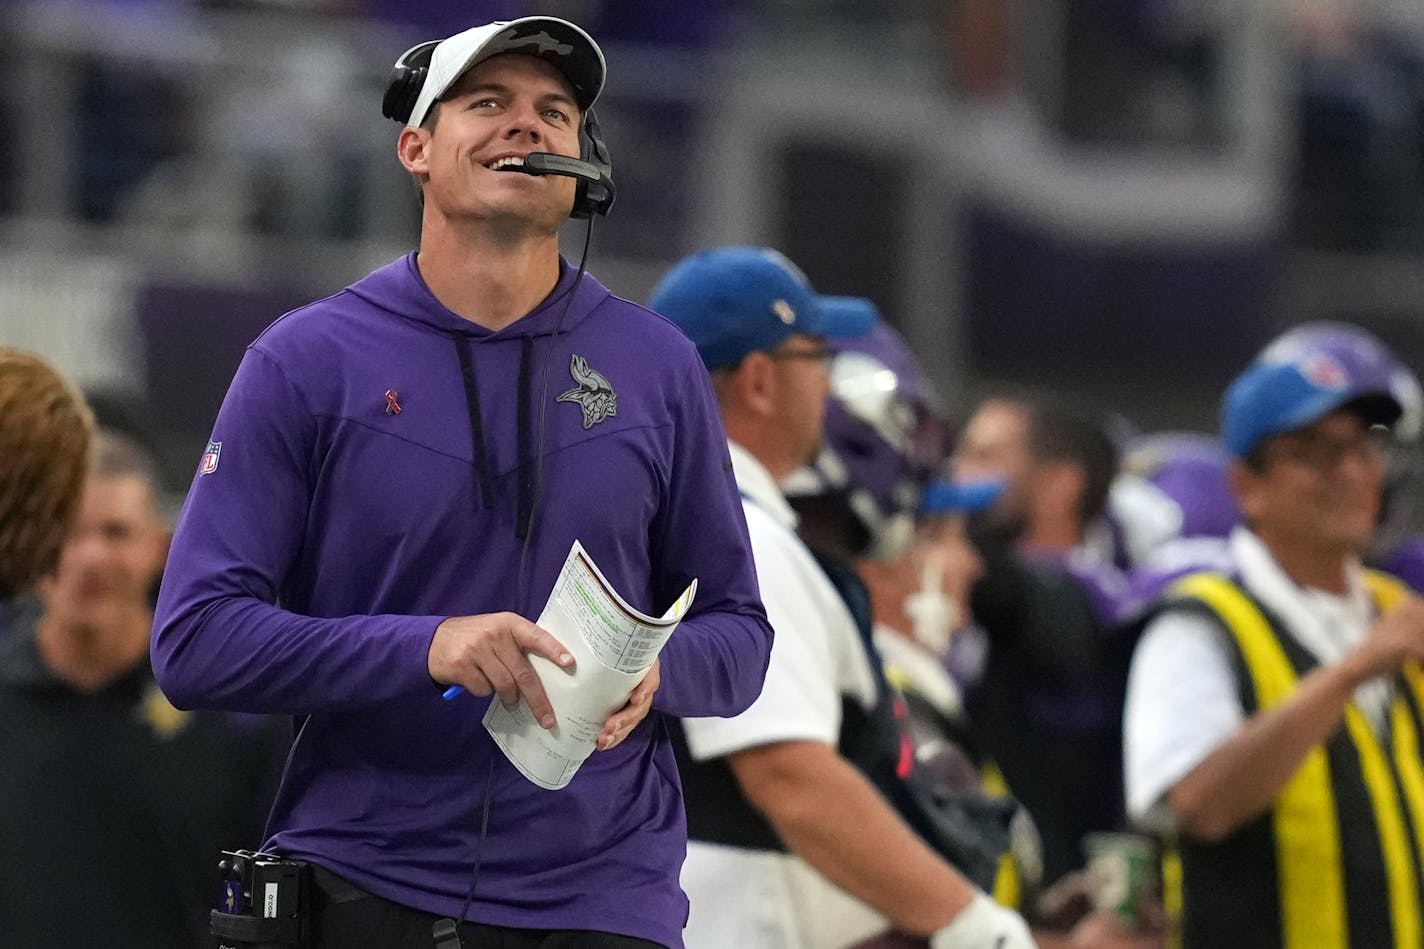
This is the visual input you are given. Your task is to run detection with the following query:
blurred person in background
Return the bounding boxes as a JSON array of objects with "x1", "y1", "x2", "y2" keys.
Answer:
[
  {"x1": 789, "y1": 324, "x2": 1163, "y2": 948},
  {"x1": 783, "y1": 325, "x2": 1025, "y2": 924},
  {"x1": 652, "y1": 246, "x2": 1038, "y2": 949},
  {"x1": 1123, "y1": 332, "x2": 1424, "y2": 948},
  {"x1": 948, "y1": 389, "x2": 1138, "y2": 889},
  {"x1": 0, "y1": 347, "x2": 92, "y2": 608},
  {"x1": 1117, "y1": 324, "x2": 1420, "y2": 610},
  {"x1": 0, "y1": 429, "x2": 288, "y2": 947},
  {"x1": 1257, "y1": 323, "x2": 1424, "y2": 596},
  {"x1": 151, "y1": 14, "x2": 772, "y2": 949},
  {"x1": 787, "y1": 324, "x2": 995, "y2": 730}
]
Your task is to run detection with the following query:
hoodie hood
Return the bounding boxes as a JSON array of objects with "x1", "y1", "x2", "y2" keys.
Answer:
[{"x1": 345, "y1": 252, "x2": 609, "y2": 339}]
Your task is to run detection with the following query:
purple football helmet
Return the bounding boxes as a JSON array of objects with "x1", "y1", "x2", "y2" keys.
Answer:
[
  {"x1": 785, "y1": 322, "x2": 953, "y2": 556},
  {"x1": 1110, "y1": 431, "x2": 1242, "y2": 569}
]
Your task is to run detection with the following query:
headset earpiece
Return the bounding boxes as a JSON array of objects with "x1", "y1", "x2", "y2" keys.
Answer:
[
  {"x1": 382, "y1": 41, "x2": 439, "y2": 124},
  {"x1": 572, "y1": 108, "x2": 616, "y2": 219}
]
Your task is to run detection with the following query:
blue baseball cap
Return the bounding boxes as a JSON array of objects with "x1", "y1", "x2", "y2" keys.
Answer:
[
  {"x1": 1221, "y1": 352, "x2": 1403, "y2": 458},
  {"x1": 649, "y1": 247, "x2": 878, "y2": 370},
  {"x1": 921, "y1": 477, "x2": 1005, "y2": 515}
]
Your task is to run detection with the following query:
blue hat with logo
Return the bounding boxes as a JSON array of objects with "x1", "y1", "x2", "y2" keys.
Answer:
[
  {"x1": 1221, "y1": 351, "x2": 1404, "y2": 458},
  {"x1": 649, "y1": 247, "x2": 878, "y2": 370}
]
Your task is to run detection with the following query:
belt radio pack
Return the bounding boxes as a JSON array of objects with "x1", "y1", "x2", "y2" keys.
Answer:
[{"x1": 211, "y1": 850, "x2": 311, "y2": 948}]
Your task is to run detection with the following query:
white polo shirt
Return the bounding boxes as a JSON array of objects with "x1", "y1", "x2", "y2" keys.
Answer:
[{"x1": 680, "y1": 441, "x2": 883, "y2": 949}]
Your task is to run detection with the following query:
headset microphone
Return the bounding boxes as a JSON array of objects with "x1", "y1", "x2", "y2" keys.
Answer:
[
  {"x1": 513, "y1": 119, "x2": 616, "y2": 220},
  {"x1": 514, "y1": 153, "x2": 605, "y2": 186},
  {"x1": 497, "y1": 153, "x2": 614, "y2": 219}
]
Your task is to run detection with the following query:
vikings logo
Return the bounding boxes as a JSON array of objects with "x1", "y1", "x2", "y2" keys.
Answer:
[
  {"x1": 557, "y1": 354, "x2": 618, "y2": 429},
  {"x1": 503, "y1": 29, "x2": 575, "y2": 58}
]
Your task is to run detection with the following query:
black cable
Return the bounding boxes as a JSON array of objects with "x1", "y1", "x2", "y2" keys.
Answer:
[
  {"x1": 516, "y1": 335, "x2": 536, "y2": 540},
  {"x1": 442, "y1": 213, "x2": 596, "y2": 949},
  {"x1": 515, "y1": 213, "x2": 595, "y2": 612},
  {"x1": 436, "y1": 756, "x2": 496, "y2": 948},
  {"x1": 258, "y1": 713, "x2": 312, "y2": 845}
]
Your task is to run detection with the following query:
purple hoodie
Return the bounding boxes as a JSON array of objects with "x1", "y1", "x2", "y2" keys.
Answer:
[{"x1": 151, "y1": 253, "x2": 772, "y2": 947}]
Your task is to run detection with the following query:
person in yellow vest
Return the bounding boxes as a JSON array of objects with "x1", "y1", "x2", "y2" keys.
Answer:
[{"x1": 1123, "y1": 325, "x2": 1424, "y2": 949}]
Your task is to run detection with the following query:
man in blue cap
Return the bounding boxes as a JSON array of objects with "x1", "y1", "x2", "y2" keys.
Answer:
[
  {"x1": 650, "y1": 248, "x2": 1037, "y2": 949},
  {"x1": 1123, "y1": 332, "x2": 1424, "y2": 949}
]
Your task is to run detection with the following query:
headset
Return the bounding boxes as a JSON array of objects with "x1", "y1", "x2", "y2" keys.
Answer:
[{"x1": 381, "y1": 39, "x2": 616, "y2": 219}]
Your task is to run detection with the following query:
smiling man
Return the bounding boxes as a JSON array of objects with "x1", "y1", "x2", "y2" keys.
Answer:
[
  {"x1": 152, "y1": 16, "x2": 772, "y2": 949},
  {"x1": 1124, "y1": 328, "x2": 1424, "y2": 949}
]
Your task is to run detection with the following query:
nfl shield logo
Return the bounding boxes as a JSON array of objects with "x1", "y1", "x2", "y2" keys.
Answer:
[
  {"x1": 199, "y1": 440, "x2": 222, "y2": 475},
  {"x1": 1301, "y1": 353, "x2": 1348, "y2": 390}
]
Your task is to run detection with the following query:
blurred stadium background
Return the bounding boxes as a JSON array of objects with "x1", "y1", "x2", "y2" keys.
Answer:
[{"x1": 3, "y1": 0, "x2": 1423, "y2": 502}]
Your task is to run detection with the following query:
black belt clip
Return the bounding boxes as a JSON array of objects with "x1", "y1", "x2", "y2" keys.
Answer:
[
  {"x1": 211, "y1": 849, "x2": 311, "y2": 948},
  {"x1": 433, "y1": 917, "x2": 463, "y2": 949}
]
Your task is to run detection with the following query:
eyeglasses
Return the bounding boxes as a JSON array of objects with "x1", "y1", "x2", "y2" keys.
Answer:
[
  {"x1": 1267, "y1": 426, "x2": 1396, "y2": 472},
  {"x1": 767, "y1": 342, "x2": 835, "y2": 369}
]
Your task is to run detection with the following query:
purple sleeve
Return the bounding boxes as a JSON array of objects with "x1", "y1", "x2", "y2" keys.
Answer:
[
  {"x1": 648, "y1": 364, "x2": 773, "y2": 718},
  {"x1": 150, "y1": 347, "x2": 444, "y2": 714},
  {"x1": 1381, "y1": 537, "x2": 1424, "y2": 595}
]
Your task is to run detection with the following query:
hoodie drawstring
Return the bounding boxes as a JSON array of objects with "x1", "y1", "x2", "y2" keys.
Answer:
[
  {"x1": 454, "y1": 338, "x2": 495, "y2": 511},
  {"x1": 516, "y1": 336, "x2": 535, "y2": 542},
  {"x1": 453, "y1": 334, "x2": 538, "y2": 542}
]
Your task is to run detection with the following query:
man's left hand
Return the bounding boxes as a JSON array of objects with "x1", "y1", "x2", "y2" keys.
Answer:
[{"x1": 597, "y1": 659, "x2": 660, "y2": 751}]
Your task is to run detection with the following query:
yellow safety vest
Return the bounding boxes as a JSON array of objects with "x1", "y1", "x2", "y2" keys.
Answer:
[{"x1": 1163, "y1": 571, "x2": 1424, "y2": 949}]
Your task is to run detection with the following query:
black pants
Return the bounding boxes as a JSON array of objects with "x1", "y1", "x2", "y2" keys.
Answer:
[{"x1": 309, "y1": 867, "x2": 668, "y2": 949}]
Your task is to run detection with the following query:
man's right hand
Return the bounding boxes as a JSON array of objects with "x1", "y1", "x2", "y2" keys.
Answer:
[
  {"x1": 427, "y1": 612, "x2": 574, "y2": 728},
  {"x1": 1352, "y1": 593, "x2": 1424, "y2": 681}
]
